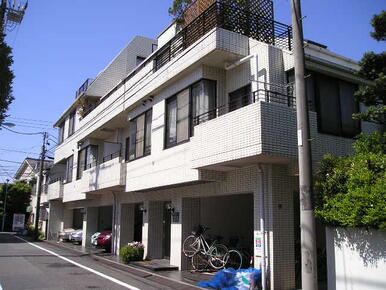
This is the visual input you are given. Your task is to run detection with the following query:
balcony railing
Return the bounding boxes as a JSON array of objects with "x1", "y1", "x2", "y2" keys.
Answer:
[
  {"x1": 154, "y1": 0, "x2": 292, "y2": 71},
  {"x1": 193, "y1": 88, "x2": 295, "y2": 126},
  {"x1": 85, "y1": 150, "x2": 122, "y2": 170},
  {"x1": 75, "y1": 78, "x2": 94, "y2": 99}
]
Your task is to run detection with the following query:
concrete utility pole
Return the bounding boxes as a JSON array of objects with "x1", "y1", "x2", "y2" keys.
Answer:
[
  {"x1": 34, "y1": 132, "x2": 48, "y2": 240},
  {"x1": 1, "y1": 178, "x2": 10, "y2": 232},
  {"x1": 291, "y1": 0, "x2": 318, "y2": 289}
]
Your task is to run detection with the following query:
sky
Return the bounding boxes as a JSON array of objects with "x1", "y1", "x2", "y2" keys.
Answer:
[{"x1": 0, "y1": 0, "x2": 385, "y2": 183}]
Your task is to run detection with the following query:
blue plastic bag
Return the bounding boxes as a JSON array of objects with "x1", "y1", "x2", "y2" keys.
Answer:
[{"x1": 198, "y1": 268, "x2": 262, "y2": 289}]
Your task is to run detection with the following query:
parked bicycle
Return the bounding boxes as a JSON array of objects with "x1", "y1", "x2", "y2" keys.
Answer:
[{"x1": 183, "y1": 225, "x2": 229, "y2": 270}]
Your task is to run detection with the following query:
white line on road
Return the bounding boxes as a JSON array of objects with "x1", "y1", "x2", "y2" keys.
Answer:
[{"x1": 13, "y1": 235, "x2": 141, "y2": 290}]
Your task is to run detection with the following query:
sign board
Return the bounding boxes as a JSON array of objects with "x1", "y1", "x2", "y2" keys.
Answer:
[{"x1": 12, "y1": 214, "x2": 25, "y2": 231}]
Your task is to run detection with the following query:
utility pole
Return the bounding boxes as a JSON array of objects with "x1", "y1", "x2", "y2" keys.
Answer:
[
  {"x1": 1, "y1": 178, "x2": 10, "y2": 232},
  {"x1": 291, "y1": 0, "x2": 318, "y2": 289},
  {"x1": 34, "y1": 132, "x2": 48, "y2": 240}
]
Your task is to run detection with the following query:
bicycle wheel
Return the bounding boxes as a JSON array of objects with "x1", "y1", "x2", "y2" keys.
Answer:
[
  {"x1": 182, "y1": 235, "x2": 200, "y2": 257},
  {"x1": 191, "y1": 252, "x2": 210, "y2": 272},
  {"x1": 208, "y1": 244, "x2": 228, "y2": 269},
  {"x1": 225, "y1": 249, "x2": 243, "y2": 270}
]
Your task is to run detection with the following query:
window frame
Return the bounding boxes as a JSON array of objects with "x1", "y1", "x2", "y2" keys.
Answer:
[
  {"x1": 126, "y1": 109, "x2": 153, "y2": 162},
  {"x1": 68, "y1": 111, "x2": 76, "y2": 137},
  {"x1": 58, "y1": 122, "x2": 65, "y2": 144},
  {"x1": 65, "y1": 155, "x2": 74, "y2": 183},
  {"x1": 164, "y1": 78, "x2": 217, "y2": 149}
]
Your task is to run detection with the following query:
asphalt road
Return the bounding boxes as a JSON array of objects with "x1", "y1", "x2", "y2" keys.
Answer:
[{"x1": 0, "y1": 233, "x2": 196, "y2": 290}]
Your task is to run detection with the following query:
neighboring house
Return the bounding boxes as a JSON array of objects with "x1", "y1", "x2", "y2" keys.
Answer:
[
  {"x1": 14, "y1": 157, "x2": 55, "y2": 235},
  {"x1": 45, "y1": 0, "x2": 380, "y2": 289}
]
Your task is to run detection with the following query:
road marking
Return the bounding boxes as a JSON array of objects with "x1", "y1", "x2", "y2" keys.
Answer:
[{"x1": 13, "y1": 235, "x2": 140, "y2": 290}]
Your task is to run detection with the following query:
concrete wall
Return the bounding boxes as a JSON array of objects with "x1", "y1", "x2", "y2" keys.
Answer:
[{"x1": 326, "y1": 227, "x2": 386, "y2": 290}]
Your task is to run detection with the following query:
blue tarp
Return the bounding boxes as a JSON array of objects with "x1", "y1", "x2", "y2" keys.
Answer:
[{"x1": 198, "y1": 268, "x2": 262, "y2": 290}]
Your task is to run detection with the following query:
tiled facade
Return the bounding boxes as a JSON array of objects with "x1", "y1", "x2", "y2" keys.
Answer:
[{"x1": 42, "y1": 2, "x2": 378, "y2": 289}]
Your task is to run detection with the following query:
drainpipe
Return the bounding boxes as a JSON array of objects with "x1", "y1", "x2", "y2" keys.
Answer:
[{"x1": 257, "y1": 164, "x2": 267, "y2": 290}]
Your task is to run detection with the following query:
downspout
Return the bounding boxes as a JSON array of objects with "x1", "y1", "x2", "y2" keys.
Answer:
[{"x1": 258, "y1": 164, "x2": 267, "y2": 290}]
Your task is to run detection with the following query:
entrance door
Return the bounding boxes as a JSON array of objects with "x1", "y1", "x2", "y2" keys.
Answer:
[
  {"x1": 134, "y1": 203, "x2": 143, "y2": 242},
  {"x1": 162, "y1": 201, "x2": 172, "y2": 259}
]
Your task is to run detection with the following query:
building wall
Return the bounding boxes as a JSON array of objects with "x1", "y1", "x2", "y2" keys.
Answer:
[{"x1": 326, "y1": 227, "x2": 386, "y2": 290}]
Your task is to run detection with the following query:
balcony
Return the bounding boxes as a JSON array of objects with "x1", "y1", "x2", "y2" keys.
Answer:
[
  {"x1": 47, "y1": 178, "x2": 64, "y2": 201},
  {"x1": 190, "y1": 89, "x2": 297, "y2": 170},
  {"x1": 80, "y1": 150, "x2": 126, "y2": 193},
  {"x1": 154, "y1": 0, "x2": 292, "y2": 71}
]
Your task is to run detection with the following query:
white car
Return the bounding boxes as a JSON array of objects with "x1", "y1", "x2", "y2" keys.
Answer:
[
  {"x1": 69, "y1": 230, "x2": 83, "y2": 244},
  {"x1": 91, "y1": 232, "x2": 101, "y2": 246},
  {"x1": 58, "y1": 228, "x2": 76, "y2": 242}
]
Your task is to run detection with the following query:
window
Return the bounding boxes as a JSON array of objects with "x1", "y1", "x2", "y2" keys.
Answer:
[
  {"x1": 229, "y1": 84, "x2": 252, "y2": 112},
  {"x1": 58, "y1": 122, "x2": 65, "y2": 144},
  {"x1": 77, "y1": 145, "x2": 98, "y2": 179},
  {"x1": 166, "y1": 89, "x2": 190, "y2": 148},
  {"x1": 315, "y1": 74, "x2": 360, "y2": 137},
  {"x1": 191, "y1": 80, "x2": 216, "y2": 128},
  {"x1": 68, "y1": 111, "x2": 76, "y2": 137},
  {"x1": 136, "y1": 56, "x2": 146, "y2": 66},
  {"x1": 65, "y1": 155, "x2": 73, "y2": 183},
  {"x1": 127, "y1": 110, "x2": 152, "y2": 161},
  {"x1": 165, "y1": 79, "x2": 217, "y2": 148}
]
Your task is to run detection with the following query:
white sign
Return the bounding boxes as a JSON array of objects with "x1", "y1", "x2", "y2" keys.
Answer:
[{"x1": 12, "y1": 214, "x2": 25, "y2": 231}]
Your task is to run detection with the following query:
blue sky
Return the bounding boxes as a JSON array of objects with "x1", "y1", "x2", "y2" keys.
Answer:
[{"x1": 0, "y1": 0, "x2": 385, "y2": 182}]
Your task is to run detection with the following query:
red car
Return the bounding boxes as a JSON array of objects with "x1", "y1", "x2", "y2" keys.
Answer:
[{"x1": 96, "y1": 231, "x2": 112, "y2": 251}]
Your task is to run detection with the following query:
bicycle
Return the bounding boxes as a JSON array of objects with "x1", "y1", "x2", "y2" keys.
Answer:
[
  {"x1": 182, "y1": 225, "x2": 229, "y2": 270},
  {"x1": 225, "y1": 249, "x2": 243, "y2": 270}
]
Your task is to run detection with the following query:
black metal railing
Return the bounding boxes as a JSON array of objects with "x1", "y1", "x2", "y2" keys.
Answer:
[
  {"x1": 193, "y1": 88, "x2": 295, "y2": 126},
  {"x1": 75, "y1": 78, "x2": 94, "y2": 99},
  {"x1": 154, "y1": 0, "x2": 292, "y2": 72},
  {"x1": 85, "y1": 150, "x2": 122, "y2": 170},
  {"x1": 48, "y1": 177, "x2": 64, "y2": 185}
]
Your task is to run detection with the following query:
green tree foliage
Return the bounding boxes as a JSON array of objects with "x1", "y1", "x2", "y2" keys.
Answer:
[
  {"x1": 0, "y1": 181, "x2": 31, "y2": 231},
  {"x1": 371, "y1": 10, "x2": 386, "y2": 41},
  {"x1": 314, "y1": 132, "x2": 386, "y2": 230},
  {"x1": 168, "y1": 0, "x2": 194, "y2": 23},
  {"x1": 0, "y1": 32, "x2": 14, "y2": 126},
  {"x1": 354, "y1": 11, "x2": 386, "y2": 126}
]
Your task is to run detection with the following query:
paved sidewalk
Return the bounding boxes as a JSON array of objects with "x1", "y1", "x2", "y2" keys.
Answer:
[{"x1": 44, "y1": 239, "x2": 212, "y2": 288}]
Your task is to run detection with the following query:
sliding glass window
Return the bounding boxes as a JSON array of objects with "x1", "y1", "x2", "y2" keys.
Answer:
[{"x1": 127, "y1": 109, "x2": 152, "y2": 161}]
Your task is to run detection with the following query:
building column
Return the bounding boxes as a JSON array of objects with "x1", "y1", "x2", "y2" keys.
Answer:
[
  {"x1": 61, "y1": 207, "x2": 73, "y2": 231},
  {"x1": 48, "y1": 200, "x2": 64, "y2": 240},
  {"x1": 82, "y1": 207, "x2": 98, "y2": 247},
  {"x1": 170, "y1": 197, "x2": 182, "y2": 268},
  {"x1": 142, "y1": 201, "x2": 150, "y2": 259},
  {"x1": 117, "y1": 203, "x2": 135, "y2": 254}
]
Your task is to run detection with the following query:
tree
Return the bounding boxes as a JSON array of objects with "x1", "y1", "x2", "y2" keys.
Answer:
[
  {"x1": 314, "y1": 132, "x2": 386, "y2": 230},
  {"x1": 168, "y1": 0, "x2": 194, "y2": 23},
  {"x1": 354, "y1": 11, "x2": 386, "y2": 126},
  {"x1": 0, "y1": 181, "x2": 31, "y2": 231},
  {"x1": 0, "y1": 31, "x2": 14, "y2": 127}
]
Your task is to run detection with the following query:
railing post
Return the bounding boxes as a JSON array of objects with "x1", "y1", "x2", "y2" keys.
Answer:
[{"x1": 288, "y1": 27, "x2": 292, "y2": 51}]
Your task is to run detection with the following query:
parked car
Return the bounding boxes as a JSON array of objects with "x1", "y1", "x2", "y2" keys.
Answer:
[
  {"x1": 58, "y1": 228, "x2": 76, "y2": 242},
  {"x1": 96, "y1": 231, "x2": 112, "y2": 251},
  {"x1": 69, "y1": 230, "x2": 83, "y2": 244},
  {"x1": 91, "y1": 232, "x2": 101, "y2": 246}
]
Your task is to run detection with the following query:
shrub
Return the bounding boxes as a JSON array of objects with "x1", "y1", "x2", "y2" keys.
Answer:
[
  {"x1": 315, "y1": 132, "x2": 386, "y2": 230},
  {"x1": 120, "y1": 242, "x2": 144, "y2": 263}
]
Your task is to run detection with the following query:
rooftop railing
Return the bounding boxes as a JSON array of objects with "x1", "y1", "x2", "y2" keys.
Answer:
[
  {"x1": 75, "y1": 78, "x2": 94, "y2": 99},
  {"x1": 154, "y1": 0, "x2": 292, "y2": 71}
]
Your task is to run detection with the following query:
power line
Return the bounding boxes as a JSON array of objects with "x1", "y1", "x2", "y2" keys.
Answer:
[
  {"x1": 7, "y1": 116, "x2": 53, "y2": 124},
  {"x1": 0, "y1": 159, "x2": 23, "y2": 164},
  {"x1": 0, "y1": 126, "x2": 44, "y2": 135},
  {"x1": 0, "y1": 148, "x2": 40, "y2": 155}
]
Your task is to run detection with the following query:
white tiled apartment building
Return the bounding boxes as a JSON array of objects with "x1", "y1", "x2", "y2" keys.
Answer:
[{"x1": 44, "y1": 0, "x2": 379, "y2": 288}]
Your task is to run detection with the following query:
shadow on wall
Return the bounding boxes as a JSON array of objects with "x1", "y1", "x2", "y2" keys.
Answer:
[{"x1": 334, "y1": 227, "x2": 386, "y2": 267}]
